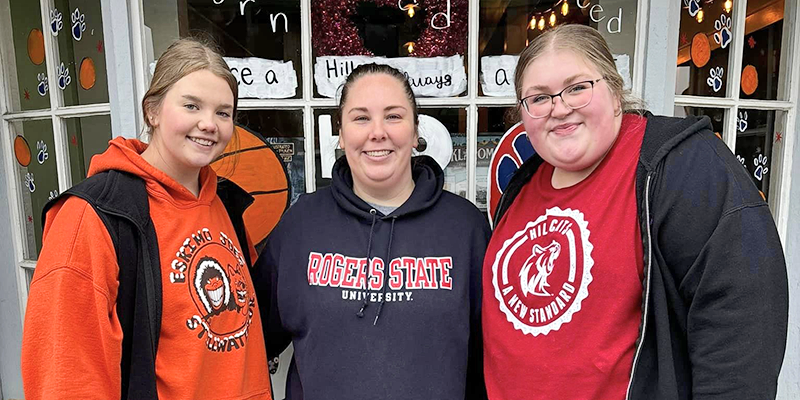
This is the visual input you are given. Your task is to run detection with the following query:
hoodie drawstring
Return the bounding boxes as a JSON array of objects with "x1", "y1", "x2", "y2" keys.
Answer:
[
  {"x1": 357, "y1": 209, "x2": 378, "y2": 318},
  {"x1": 373, "y1": 216, "x2": 396, "y2": 326}
]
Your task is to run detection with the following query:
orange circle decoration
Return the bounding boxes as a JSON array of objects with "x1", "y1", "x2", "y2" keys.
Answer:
[
  {"x1": 741, "y1": 65, "x2": 759, "y2": 95},
  {"x1": 691, "y1": 33, "x2": 711, "y2": 68},
  {"x1": 79, "y1": 58, "x2": 96, "y2": 90},
  {"x1": 211, "y1": 125, "x2": 290, "y2": 248},
  {"x1": 14, "y1": 135, "x2": 32, "y2": 167},
  {"x1": 27, "y1": 29, "x2": 45, "y2": 65}
]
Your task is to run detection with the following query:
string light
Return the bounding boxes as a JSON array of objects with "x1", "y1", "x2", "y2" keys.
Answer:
[
  {"x1": 696, "y1": 8, "x2": 704, "y2": 23},
  {"x1": 407, "y1": 6, "x2": 416, "y2": 17},
  {"x1": 399, "y1": 0, "x2": 419, "y2": 18},
  {"x1": 561, "y1": 1, "x2": 569, "y2": 16},
  {"x1": 405, "y1": 41, "x2": 415, "y2": 53},
  {"x1": 724, "y1": 0, "x2": 732, "y2": 13},
  {"x1": 530, "y1": 16, "x2": 536, "y2": 29},
  {"x1": 538, "y1": 16, "x2": 545, "y2": 30},
  {"x1": 549, "y1": 11, "x2": 556, "y2": 27}
]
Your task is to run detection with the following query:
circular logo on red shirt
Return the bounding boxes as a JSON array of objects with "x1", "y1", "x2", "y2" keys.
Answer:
[{"x1": 491, "y1": 207, "x2": 594, "y2": 336}]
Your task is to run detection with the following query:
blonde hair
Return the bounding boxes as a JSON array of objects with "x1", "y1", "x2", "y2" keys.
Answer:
[
  {"x1": 513, "y1": 24, "x2": 643, "y2": 119},
  {"x1": 142, "y1": 37, "x2": 238, "y2": 135}
]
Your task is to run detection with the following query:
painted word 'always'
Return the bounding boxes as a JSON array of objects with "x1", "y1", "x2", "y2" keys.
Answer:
[{"x1": 307, "y1": 252, "x2": 453, "y2": 291}]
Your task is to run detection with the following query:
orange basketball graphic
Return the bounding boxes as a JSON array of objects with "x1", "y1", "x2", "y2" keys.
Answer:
[
  {"x1": 27, "y1": 29, "x2": 45, "y2": 65},
  {"x1": 691, "y1": 33, "x2": 711, "y2": 68},
  {"x1": 79, "y1": 58, "x2": 96, "y2": 90},
  {"x1": 14, "y1": 135, "x2": 32, "y2": 167},
  {"x1": 211, "y1": 125, "x2": 290, "y2": 248},
  {"x1": 741, "y1": 65, "x2": 758, "y2": 95}
]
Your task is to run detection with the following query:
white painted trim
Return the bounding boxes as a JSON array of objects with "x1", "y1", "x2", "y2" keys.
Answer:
[
  {"x1": 466, "y1": 0, "x2": 479, "y2": 203},
  {"x1": 301, "y1": 0, "x2": 315, "y2": 193},
  {"x1": 632, "y1": 0, "x2": 648, "y2": 96}
]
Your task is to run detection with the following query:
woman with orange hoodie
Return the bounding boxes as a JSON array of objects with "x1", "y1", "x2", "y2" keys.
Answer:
[{"x1": 21, "y1": 38, "x2": 272, "y2": 400}]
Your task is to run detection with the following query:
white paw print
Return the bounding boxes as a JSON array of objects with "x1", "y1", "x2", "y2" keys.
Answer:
[
  {"x1": 753, "y1": 154, "x2": 769, "y2": 181},
  {"x1": 24, "y1": 173, "x2": 36, "y2": 193},
  {"x1": 683, "y1": 0, "x2": 700, "y2": 17},
  {"x1": 71, "y1": 8, "x2": 86, "y2": 41},
  {"x1": 736, "y1": 155, "x2": 746, "y2": 166},
  {"x1": 714, "y1": 15, "x2": 733, "y2": 49},
  {"x1": 57, "y1": 62, "x2": 71, "y2": 90},
  {"x1": 36, "y1": 140, "x2": 49, "y2": 165},
  {"x1": 707, "y1": 67, "x2": 724, "y2": 93},
  {"x1": 736, "y1": 111, "x2": 748, "y2": 132},
  {"x1": 50, "y1": 9, "x2": 63, "y2": 36},
  {"x1": 48, "y1": 190, "x2": 59, "y2": 200},
  {"x1": 37, "y1": 73, "x2": 49, "y2": 96}
]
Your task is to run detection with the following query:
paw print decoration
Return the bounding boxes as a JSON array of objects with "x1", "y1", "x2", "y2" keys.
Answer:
[
  {"x1": 36, "y1": 140, "x2": 49, "y2": 165},
  {"x1": 714, "y1": 15, "x2": 733, "y2": 49},
  {"x1": 753, "y1": 154, "x2": 769, "y2": 181},
  {"x1": 37, "y1": 73, "x2": 49, "y2": 96},
  {"x1": 736, "y1": 111, "x2": 748, "y2": 132},
  {"x1": 706, "y1": 67, "x2": 724, "y2": 93},
  {"x1": 683, "y1": 0, "x2": 700, "y2": 17},
  {"x1": 48, "y1": 190, "x2": 59, "y2": 201},
  {"x1": 50, "y1": 8, "x2": 63, "y2": 36},
  {"x1": 24, "y1": 173, "x2": 36, "y2": 193},
  {"x1": 736, "y1": 155, "x2": 746, "y2": 166},
  {"x1": 57, "y1": 62, "x2": 71, "y2": 90},
  {"x1": 71, "y1": 8, "x2": 86, "y2": 41}
]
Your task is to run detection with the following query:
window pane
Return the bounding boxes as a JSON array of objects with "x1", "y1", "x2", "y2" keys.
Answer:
[
  {"x1": 673, "y1": 105, "x2": 726, "y2": 136},
  {"x1": 478, "y1": 0, "x2": 638, "y2": 97},
  {"x1": 52, "y1": 0, "x2": 110, "y2": 106},
  {"x1": 10, "y1": 119, "x2": 60, "y2": 260},
  {"x1": 64, "y1": 115, "x2": 112, "y2": 183},
  {"x1": 24, "y1": 266, "x2": 35, "y2": 291},
  {"x1": 236, "y1": 110, "x2": 305, "y2": 205},
  {"x1": 311, "y1": 1, "x2": 469, "y2": 98},
  {"x1": 740, "y1": 0, "x2": 784, "y2": 100},
  {"x1": 143, "y1": 0, "x2": 302, "y2": 99},
  {"x1": 477, "y1": 107, "x2": 517, "y2": 211},
  {"x1": 735, "y1": 109, "x2": 779, "y2": 199},
  {"x1": 7, "y1": 0, "x2": 50, "y2": 111},
  {"x1": 675, "y1": 0, "x2": 735, "y2": 97}
]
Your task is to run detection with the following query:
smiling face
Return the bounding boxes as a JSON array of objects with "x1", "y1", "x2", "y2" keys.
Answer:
[
  {"x1": 339, "y1": 73, "x2": 417, "y2": 197},
  {"x1": 146, "y1": 69, "x2": 235, "y2": 179},
  {"x1": 519, "y1": 49, "x2": 622, "y2": 173}
]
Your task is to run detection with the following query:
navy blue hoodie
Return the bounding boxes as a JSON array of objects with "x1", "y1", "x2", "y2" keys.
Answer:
[{"x1": 254, "y1": 155, "x2": 491, "y2": 400}]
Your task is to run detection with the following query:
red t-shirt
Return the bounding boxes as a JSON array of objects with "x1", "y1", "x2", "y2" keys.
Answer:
[{"x1": 483, "y1": 114, "x2": 647, "y2": 400}]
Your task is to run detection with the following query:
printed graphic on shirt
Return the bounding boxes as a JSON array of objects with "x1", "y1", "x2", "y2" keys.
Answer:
[
  {"x1": 169, "y1": 228, "x2": 255, "y2": 352},
  {"x1": 306, "y1": 253, "x2": 454, "y2": 303},
  {"x1": 491, "y1": 207, "x2": 594, "y2": 336}
]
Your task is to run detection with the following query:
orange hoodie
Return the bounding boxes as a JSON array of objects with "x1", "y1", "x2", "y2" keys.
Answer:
[{"x1": 21, "y1": 137, "x2": 272, "y2": 400}]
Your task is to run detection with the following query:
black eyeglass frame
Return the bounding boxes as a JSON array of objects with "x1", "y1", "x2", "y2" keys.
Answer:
[{"x1": 519, "y1": 78, "x2": 605, "y2": 119}]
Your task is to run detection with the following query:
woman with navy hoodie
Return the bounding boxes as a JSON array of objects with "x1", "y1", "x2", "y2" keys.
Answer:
[{"x1": 253, "y1": 63, "x2": 491, "y2": 400}]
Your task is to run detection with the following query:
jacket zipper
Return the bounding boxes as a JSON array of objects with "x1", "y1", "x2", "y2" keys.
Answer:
[{"x1": 625, "y1": 173, "x2": 654, "y2": 400}]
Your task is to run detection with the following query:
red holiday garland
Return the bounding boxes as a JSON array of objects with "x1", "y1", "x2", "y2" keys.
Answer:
[{"x1": 312, "y1": 0, "x2": 468, "y2": 58}]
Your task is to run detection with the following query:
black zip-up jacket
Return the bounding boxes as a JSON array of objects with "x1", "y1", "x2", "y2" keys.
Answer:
[{"x1": 494, "y1": 114, "x2": 788, "y2": 399}]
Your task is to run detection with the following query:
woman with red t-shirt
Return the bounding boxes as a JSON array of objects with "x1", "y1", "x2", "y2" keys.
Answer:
[{"x1": 482, "y1": 24, "x2": 787, "y2": 400}]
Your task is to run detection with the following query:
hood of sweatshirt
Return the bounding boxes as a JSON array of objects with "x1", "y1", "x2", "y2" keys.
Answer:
[
  {"x1": 87, "y1": 137, "x2": 219, "y2": 206},
  {"x1": 330, "y1": 155, "x2": 444, "y2": 221}
]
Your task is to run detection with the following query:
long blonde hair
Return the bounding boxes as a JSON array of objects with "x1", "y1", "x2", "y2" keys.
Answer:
[{"x1": 513, "y1": 24, "x2": 643, "y2": 117}]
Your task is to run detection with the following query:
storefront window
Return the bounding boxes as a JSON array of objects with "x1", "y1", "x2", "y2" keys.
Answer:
[
  {"x1": 477, "y1": 107, "x2": 516, "y2": 211},
  {"x1": 740, "y1": 0, "x2": 784, "y2": 101},
  {"x1": 143, "y1": 0, "x2": 302, "y2": 99},
  {"x1": 673, "y1": 105, "x2": 726, "y2": 135},
  {"x1": 478, "y1": 0, "x2": 638, "y2": 97},
  {"x1": 64, "y1": 115, "x2": 112, "y2": 183},
  {"x1": 8, "y1": 0, "x2": 50, "y2": 111},
  {"x1": 675, "y1": 0, "x2": 735, "y2": 97},
  {"x1": 735, "y1": 108, "x2": 781, "y2": 199},
  {"x1": 52, "y1": 0, "x2": 110, "y2": 106},
  {"x1": 311, "y1": 0, "x2": 469, "y2": 98},
  {"x1": 11, "y1": 119, "x2": 59, "y2": 259}
]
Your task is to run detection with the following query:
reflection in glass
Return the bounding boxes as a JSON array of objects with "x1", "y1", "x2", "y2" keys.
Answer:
[
  {"x1": 674, "y1": 105, "x2": 725, "y2": 135},
  {"x1": 477, "y1": 107, "x2": 516, "y2": 211},
  {"x1": 740, "y1": 0, "x2": 784, "y2": 100},
  {"x1": 8, "y1": 0, "x2": 50, "y2": 111},
  {"x1": 675, "y1": 0, "x2": 734, "y2": 97},
  {"x1": 54, "y1": 0, "x2": 110, "y2": 106},
  {"x1": 735, "y1": 109, "x2": 777, "y2": 199},
  {"x1": 11, "y1": 120, "x2": 60, "y2": 260},
  {"x1": 64, "y1": 115, "x2": 112, "y2": 183}
]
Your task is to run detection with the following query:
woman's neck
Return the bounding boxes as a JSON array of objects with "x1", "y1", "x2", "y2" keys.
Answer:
[
  {"x1": 353, "y1": 177, "x2": 415, "y2": 208},
  {"x1": 140, "y1": 144, "x2": 201, "y2": 197}
]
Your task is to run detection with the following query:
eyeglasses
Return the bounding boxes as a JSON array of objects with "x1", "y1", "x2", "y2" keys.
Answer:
[{"x1": 519, "y1": 78, "x2": 604, "y2": 119}]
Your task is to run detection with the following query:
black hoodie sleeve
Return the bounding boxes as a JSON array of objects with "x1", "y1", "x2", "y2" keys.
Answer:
[
  {"x1": 466, "y1": 217, "x2": 491, "y2": 400},
  {"x1": 653, "y1": 129, "x2": 788, "y2": 399},
  {"x1": 253, "y1": 221, "x2": 293, "y2": 360}
]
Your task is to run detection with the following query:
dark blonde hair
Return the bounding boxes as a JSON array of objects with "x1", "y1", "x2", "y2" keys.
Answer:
[
  {"x1": 513, "y1": 24, "x2": 642, "y2": 118},
  {"x1": 142, "y1": 37, "x2": 238, "y2": 134}
]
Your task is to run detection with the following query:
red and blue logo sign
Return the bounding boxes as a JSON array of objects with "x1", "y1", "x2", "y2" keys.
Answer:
[{"x1": 487, "y1": 122, "x2": 536, "y2": 227}]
